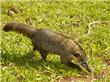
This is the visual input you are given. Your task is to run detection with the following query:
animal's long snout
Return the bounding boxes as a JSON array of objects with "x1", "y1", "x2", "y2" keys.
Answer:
[
  {"x1": 86, "y1": 65, "x2": 92, "y2": 72},
  {"x1": 81, "y1": 61, "x2": 92, "y2": 72}
]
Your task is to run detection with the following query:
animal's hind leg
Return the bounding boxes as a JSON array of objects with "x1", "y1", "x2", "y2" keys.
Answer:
[
  {"x1": 33, "y1": 45, "x2": 48, "y2": 61},
  {"x1": 30, "y1": 49, "x2": 37, "y2": 61},
  {"x1": 39, "y1": 50, "x2": 48, "y2": 61},
  {"x1": 33, "y1": 46, "x2": 36, "y2": 51}
]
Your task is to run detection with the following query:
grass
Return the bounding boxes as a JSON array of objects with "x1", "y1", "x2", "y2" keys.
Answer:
[{"x1": 1, "y1": 0, "x2": 110, "y2": 82}]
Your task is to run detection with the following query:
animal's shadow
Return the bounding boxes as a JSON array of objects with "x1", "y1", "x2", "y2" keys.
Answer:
[{"x1": 1, "y1": 51, "x2": 82, "y2": 74}]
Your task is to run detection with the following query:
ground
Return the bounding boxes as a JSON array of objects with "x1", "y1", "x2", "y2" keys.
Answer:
[{"x1": 1, "y1": 0, "x2": 110, "y2": 82}]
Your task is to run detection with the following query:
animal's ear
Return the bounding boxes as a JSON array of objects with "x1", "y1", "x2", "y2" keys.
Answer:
[{"x1": 74, "y1": 52, "x2": 82, "y2": 57}]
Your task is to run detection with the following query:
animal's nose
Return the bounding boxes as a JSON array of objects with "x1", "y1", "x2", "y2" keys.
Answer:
[
  {"x1": 82, "y1": 62, "x2": 92, "y2": 72},
  {"x1": 85, "y1": 63, "x2": 92, "y2": 72},
  {"x1": 86, "y1": 67, "x2": 92, "y2": 72}
]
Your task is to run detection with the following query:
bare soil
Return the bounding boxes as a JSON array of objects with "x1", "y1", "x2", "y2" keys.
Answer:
[{"x1": 55, "y1": 68, "x2": 110, "y2": 82}]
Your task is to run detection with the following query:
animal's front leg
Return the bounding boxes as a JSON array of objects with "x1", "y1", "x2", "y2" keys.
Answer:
[{"x1": 60, "y1": 56, "x2": 81, "y2": 71}]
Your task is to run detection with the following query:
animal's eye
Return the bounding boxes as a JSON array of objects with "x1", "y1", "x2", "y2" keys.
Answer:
[{"x1": 74, "y1": 52, "x2": 81, "y2": 57}]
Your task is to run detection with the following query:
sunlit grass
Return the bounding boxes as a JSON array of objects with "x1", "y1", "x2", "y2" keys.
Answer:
[{"x1": 1, "y1": 0, "x2": 110, "y2": 81}]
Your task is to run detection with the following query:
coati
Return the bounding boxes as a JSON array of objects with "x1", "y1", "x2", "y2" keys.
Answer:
[{"x1": 3, "y1": 22, "x2": 92, "y2": 72}]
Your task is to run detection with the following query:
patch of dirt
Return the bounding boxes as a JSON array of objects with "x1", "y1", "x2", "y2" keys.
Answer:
[
  {"x1": 55, "y1": 75, "x2": 95, "y2": 82},
  {"x1": 105, "y1": 59, "x2": 110, "y2": 65},
  {"x1": 55, "y1": 68, "x2": 110, "y2": 82},
  {"x1": 94, "y1": 69, "x2": 109, "y2": 80},
  {"x1": 7, "y1": 5, "x2": 21, "y2": 16}
]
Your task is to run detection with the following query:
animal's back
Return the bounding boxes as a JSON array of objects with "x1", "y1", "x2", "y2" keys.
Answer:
[{"x1": 33, "y1": 29, "x2": 76, "y2": 55}]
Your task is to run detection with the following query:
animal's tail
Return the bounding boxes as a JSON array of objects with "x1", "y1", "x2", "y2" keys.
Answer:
[{"x1": 3, "y1": 22, "x2": 36, "y2": 39}]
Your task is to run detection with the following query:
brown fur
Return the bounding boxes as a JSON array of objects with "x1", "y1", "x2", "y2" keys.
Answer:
[{"x1": 3, "y1": 22, "x2": 92, "y2": 72}]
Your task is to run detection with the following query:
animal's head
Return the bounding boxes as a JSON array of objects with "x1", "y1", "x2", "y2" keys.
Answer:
[{"x1": 73, "y1": 43, "x2": 92, "y2": 72}]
